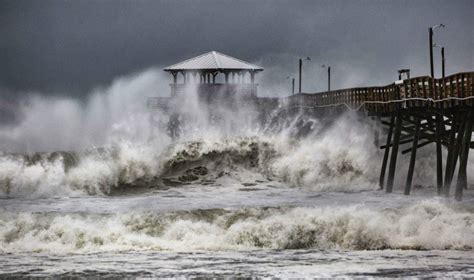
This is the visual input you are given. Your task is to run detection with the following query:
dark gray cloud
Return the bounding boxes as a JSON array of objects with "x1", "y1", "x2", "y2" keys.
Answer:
[{"x1": 1, "y1": 0, "x2": 473, "y2": 98}]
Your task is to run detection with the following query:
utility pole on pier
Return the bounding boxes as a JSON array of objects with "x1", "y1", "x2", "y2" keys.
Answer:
[
  {"x1": 433, "y1": 44, "x2": 446, "y2": 79},
  {"x1": 298, "y1": 57, "x2": 310, "y2": 93},
  {"x1": 287, "y1": 76, "x2": 295, "y2": 95},
  {"x1": 321, "y1": 65, "x2": 331, "y2": 91},
  {"x1": 429, "y1": 24, "x2": 445, "y2": 193},
  {"x1": 292, "y1": 78, "x2": 295, "y2": 94},
  {"x1": 429, "y1": 24, "x2": 445, "y2": 77}
]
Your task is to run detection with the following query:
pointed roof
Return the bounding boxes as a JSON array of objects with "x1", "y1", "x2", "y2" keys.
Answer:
[{"x1": 164, "y1": 51, "x2": 263, "y2": 72}]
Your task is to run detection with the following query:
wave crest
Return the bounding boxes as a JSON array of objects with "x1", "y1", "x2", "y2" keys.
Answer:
[{"x1": 1, "y1": 200, "x2": 473, "y2": 253}]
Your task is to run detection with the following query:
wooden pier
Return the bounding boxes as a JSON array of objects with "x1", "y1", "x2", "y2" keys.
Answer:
[
  {"x1": 148, "y1": 70, "x2": 473, "y2": 200},
  {"x1": 279, "y1": 71, "x2": 474, "y2": 200}
]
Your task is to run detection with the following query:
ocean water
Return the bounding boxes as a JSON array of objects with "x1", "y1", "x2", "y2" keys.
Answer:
[{"x1": 1, "y1": 73, "x2": 473, "y2": 278}]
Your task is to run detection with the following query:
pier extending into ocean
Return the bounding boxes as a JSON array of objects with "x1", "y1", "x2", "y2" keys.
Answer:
[
  {"x1": 148, "y1": 51, "x2": 473, "y2": 201},
  {"x1": 278, "y1": 71, "x2": 474, "y2": 201}
]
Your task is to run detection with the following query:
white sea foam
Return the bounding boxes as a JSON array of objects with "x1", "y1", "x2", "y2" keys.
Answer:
[{"x1": 0, "y1": 200, "x2": 472, "y2": 253}]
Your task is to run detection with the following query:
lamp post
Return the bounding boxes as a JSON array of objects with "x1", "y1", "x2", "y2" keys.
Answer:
[
  {"x1": 429, "y1": 24, "x2": 445, "y2": 78},
  {"x1": 321, "y1": 64, "x2": 331, "y2": 91},
  {"x1": 298, "y1": 57, "x2": 311, "y2": 93},
  {"x1": 429, "y1": 24, "x2": 445, "y2": 195},
  {"x1": 433, "y1": 43, "x2": 445, "y2": 79},
  {"x1": 287, "y1": 76, "x2": 295, "y2": 95}
]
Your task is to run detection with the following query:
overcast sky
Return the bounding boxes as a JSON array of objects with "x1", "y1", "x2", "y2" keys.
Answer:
[{"x1": 1, "y1": 0, "x2": 473, "y2": 100}]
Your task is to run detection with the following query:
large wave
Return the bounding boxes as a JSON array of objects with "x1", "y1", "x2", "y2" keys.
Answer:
[
  {"x1": 1, "y1": 200, "x2": 472, "y2": 253},
  {"x1": 0, "y1": 124, "x2": 383, "y2": 198},
  {"x1": 0, "y1": 68, "x2": 469, "y2": 198}
]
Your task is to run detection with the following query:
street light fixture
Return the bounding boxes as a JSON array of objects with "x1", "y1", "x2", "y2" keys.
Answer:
[
  {"x1": 286, "y1": 76, "x2": 295, "y2": 95},
  {"x1": 321, "y1": 64, "x2": 331, "y2": 91},
  {"x1": 433, "y1": 43, "x2": 446, "y2": 79},
  {"x1": 429, "y1": 24, "x2": 445, "y2": 194},
  {"x1": 429, "y1": 24, "x2": 445, "y2": 77},
  {"x1": 298, "y1": 57, "x2": 311, "y2": 93}
]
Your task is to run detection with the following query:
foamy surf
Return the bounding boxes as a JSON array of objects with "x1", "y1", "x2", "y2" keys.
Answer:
[{"x1": 0, "y1": 199, "x2": 473, "y2": 254}]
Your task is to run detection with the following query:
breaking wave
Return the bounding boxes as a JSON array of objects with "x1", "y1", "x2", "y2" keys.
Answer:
[
  {"x1": 0, "y1": 68, "x2": 453, "y2": 198},
  {"x1": 0, "y1": 120, "x2": 383, "y2": 198},
  {"x1": 1, "y1": 200, "x2": 472, "y2": 253}
]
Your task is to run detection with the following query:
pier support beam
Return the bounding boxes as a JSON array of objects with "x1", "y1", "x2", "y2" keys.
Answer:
[
  {"x1": 387, "y1": 111, "x2": 403, "y2": 193},
  {"x1": 435, "y1": 114, "x2": 444, "y2": 194},
  {"x1": 379, "y1": 115, "x2": 394, "y2": 189},
  {"x1": 444, "y1": 112, "x2": 469, "y2": 196},
  {"x1": 443, "y1": 113, "x2": 457, "y2": 195},
  {"x1": 405, "y1": 117, "x2": 421, "y2": 195},
  {"x1": 455, "y1": 111, "x2": 473, "y2": 201}
]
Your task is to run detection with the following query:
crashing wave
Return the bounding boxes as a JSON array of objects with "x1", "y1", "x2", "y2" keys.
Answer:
[{"x1": 0, "y1": 200, "x2": 472, "y2": 253}]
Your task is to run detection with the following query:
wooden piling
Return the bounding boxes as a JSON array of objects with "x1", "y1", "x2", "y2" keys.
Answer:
[
  {"x1": 379, "y1": 115, "x2": 395, "y2": 189},
  {"x1": 435, "y1": 114, "x2": 444, "y2": 194},
  {"x1": 386, "y1": 111, "x2": 403, "y2": 193},
  {"x1": 445, "y1": 115, "x2": 467, "y2": 196},
  {"x1": 405, "y1": 117, "x2": 421, "y2": 195},
  {"x1": 455, "y1": 111, "x2": 473, "y2": 201},
  {"x1": 443, "y1": 113, "x2": 457, "y2": 196}
]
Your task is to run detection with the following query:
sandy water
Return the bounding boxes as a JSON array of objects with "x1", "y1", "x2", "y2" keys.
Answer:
[{"x1": 1, "y1": 180, "x2": 474, "y2": 278}]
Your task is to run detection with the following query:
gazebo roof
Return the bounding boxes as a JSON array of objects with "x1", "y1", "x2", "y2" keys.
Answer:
[{"x1": 164, "y1": 51, "x2": 263, "y2": 72}]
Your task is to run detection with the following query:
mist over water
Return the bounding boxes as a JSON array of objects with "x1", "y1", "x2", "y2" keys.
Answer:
[{"x1": 0, "y1": 68, "x2": 378, "y2": 197}]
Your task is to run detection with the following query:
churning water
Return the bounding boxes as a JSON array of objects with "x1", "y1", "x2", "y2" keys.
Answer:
[{"x1": 1, "y1": 69, "x2": 473, "y2": 278}]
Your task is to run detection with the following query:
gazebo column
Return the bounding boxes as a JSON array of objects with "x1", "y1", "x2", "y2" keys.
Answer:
[
  {"x1": 212, "y1": 72, "x2": 218, "y2": 84},
  {"x1": 181, "y1": 71, "x2": 186, "y2": 84},
  {"x1": 172, "y1": 72, "x2": 178, "y2": 84},
  {"x1": 250, "y1": 71, "x2": 255, "y2": 84},
  {"x1": 224, "y1": 72, "x2": 229, "y2": 83}
]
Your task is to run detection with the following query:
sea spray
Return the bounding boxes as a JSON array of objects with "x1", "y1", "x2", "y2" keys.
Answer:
[
  {"x1": 0, "y1": 114, "x2": 451, "y2": 197},
  {"x1": 0, "y1": 68, "x2": 468, "y2": 197}
]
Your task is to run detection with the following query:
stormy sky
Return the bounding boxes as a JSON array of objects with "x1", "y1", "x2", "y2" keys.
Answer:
[{"x1": 1, "y1": 0, "x2": 473, "y2": 101}]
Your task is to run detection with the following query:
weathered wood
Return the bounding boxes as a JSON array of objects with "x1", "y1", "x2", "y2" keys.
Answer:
[
  {"x1": 444, "y1": 115, "x2": 467, "y2": 196},
  {"x1": 380, "y1": 137, "x2": 413, "y2": 149},
  {"x1": 455, "y1": 111, "x2": 473, "y2": 201},
  {"x1": 402, "y1": 139, "x2": 434, "y2": 154},
  {"x1": 386, "y1": 112, "x2": 403, "y2": 193},
  {"x1": 443, "y1": 113, "x2": 457, "y2": 194},
  {"x1": 405, "y1": 117, "x2": 421, "y2": 195},
  {"x1": 435, "y1": 114, "x2": 444, "y2": 194},
  {"x1": 379, "y1": 115, "x2": 395, "y2": 189}
]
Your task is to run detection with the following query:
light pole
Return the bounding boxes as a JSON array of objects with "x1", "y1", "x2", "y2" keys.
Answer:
[
  {"x1": 287, "y1": 76, "x2": 295, "y2": 95},
  {"x1": 429, "y1": 24, "x2": 445, "y2": 78},
  {"x1": 433, "y1": 43, "x2": 445, "y2": 79},
  {"x1": 321, "y1": 64, "x2": 331, "y2": 91},
  {"x1": 298, "y1": 57, "x2": 311, "y2": 93}
]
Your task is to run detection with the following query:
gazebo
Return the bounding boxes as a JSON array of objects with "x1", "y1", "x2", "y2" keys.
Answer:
[{"x1": 164, "y1": 51, "x2": 263, "y2": 97}]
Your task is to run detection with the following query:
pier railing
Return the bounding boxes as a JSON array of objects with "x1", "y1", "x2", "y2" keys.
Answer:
[{"x1": 281, "y1": 72, "x2": 474, "y2": 115}]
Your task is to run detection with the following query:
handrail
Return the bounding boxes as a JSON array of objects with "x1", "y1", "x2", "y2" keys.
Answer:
[{"x1": 280, "y1": 72, "x2": 474, "y2": 113}]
